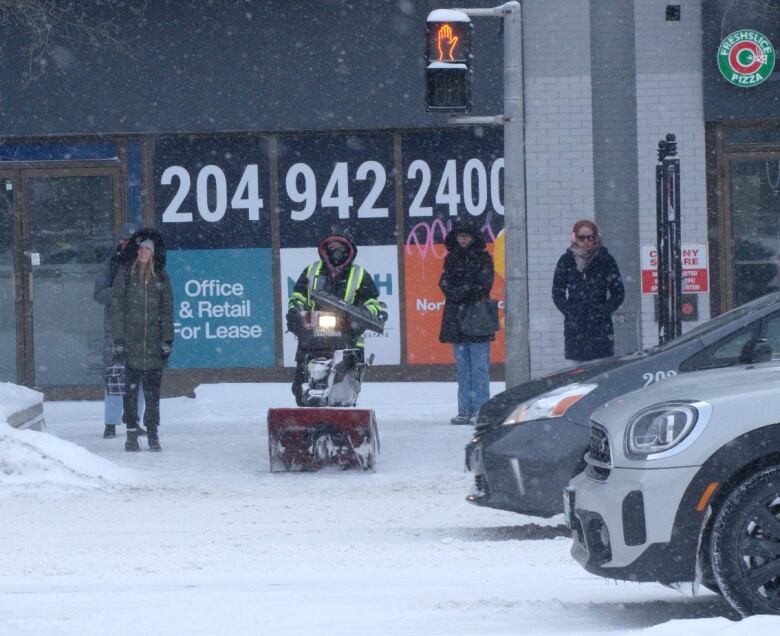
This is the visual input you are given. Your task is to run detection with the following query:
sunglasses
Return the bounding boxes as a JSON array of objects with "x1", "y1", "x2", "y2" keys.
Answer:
[{"x1": 576, "y1": 234, "x2": 595, "y2": 241}]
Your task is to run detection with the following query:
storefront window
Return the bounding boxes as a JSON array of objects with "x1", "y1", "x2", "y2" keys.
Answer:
[
  {"x1": 724, "y1": 126, "x2": 780, "y2": 147},
  {"x1": 729, "y1": 157, "x2": 780, "y2": 306}
]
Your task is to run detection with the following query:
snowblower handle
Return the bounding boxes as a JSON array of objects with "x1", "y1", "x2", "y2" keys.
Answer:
[{"x1": 309, "y1": 290, "x2": 386, "y2": 334}]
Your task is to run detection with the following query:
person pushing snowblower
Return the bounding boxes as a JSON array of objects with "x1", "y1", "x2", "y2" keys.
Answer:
[
  {"x1": 286, "y1": 233, "x2": 383, "y2": 407},
  {"x1": 269, "y1": 233, "x2": 386, "y2": 472}
]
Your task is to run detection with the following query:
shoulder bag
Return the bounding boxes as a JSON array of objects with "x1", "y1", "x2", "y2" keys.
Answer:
[{"x1": 457, "y1": 298, "x2": 500, "y2": 337}]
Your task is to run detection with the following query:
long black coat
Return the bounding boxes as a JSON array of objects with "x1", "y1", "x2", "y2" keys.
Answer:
[
  {"x1": 552, "y1": 247, "x2": 624, "y2": 361},
  {"x1": 94, "y1": 244, "x2": 133, "y2": 366},
  {"x1": 439, "y1": 233, "x2": 495, "y2": 344}
]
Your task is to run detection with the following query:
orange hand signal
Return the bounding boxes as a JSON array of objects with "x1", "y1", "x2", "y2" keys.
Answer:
[{"x1": 436, "y1": 24, "x2": 459, "y2": 62}]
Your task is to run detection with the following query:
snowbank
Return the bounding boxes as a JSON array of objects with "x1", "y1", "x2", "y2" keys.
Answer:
[
  {"x1": 0, "y1": 422, "x2": 137, "y2": 496},
  {"x1": 0, "y1": 380, "x2": 43, "y2": 425},
  {"x1": 0, "y1": 381, "x2": 41, "y2": 416}
]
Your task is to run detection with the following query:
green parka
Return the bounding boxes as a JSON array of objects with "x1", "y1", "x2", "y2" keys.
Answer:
[{"x1": 111, "y1": 235, "x2": 174, "y2": 371}]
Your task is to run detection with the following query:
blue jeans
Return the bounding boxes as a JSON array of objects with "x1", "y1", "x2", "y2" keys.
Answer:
[
  {"x1": 104, "y1": 384, "x2": 145, "y2": 425},
  {"x1": 453, "y1": 342, "x2": 491, "y2": 417}
]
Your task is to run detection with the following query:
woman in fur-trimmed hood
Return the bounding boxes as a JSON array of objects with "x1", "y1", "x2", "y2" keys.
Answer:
[
  {"x1": 117, "y1": 227, "x2": 168, "y2": 272},
  {"x1": 111, "y1": 227, "x2": 174, "y2": 452},
  {"x1": 552, "y1": 219, "x2": 624, "y2": 362},
  {"x1": 438, "y1": 218, "x2": 495, "y2": 425}
]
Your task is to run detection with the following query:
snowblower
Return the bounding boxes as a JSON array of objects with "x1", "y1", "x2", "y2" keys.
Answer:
[{"x1": 268, "y1": 290, "x2": 386, "y2": 472}]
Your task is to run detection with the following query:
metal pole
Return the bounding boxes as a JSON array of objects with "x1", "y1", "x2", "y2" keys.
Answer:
[
  {"x1": 656, "y1": 160, "x2": 666, "y2": 344},
  {"x1": 502, "y1": 2, "x2": 529, "y2": 386},
  {"x1": 669, "y1": 155, "x2": 682, "y2": 339},
  {"x1": 446, "y1": 1, "x2": 527, "y2": 385},
  {"x1": 655, "y1": 134, "x2": 681, "y2": 345}
]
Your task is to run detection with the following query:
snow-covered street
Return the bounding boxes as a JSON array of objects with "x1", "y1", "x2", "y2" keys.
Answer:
[{"x1": 1, "y1": 382, "x2": 774, "y2": 635}]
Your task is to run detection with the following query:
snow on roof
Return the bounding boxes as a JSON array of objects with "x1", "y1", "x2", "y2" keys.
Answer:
[
  {"x1": 0, "y1": 381, "x2": 42, "y2": 422},
  {"x1": 0, "y1": 422, "x2": 137, "y2": 495},
  {"x1": 427, "y1": 9, "x2": 471, "y2": 23}
]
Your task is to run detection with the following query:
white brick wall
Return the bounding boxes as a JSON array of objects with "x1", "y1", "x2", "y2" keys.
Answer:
[
  {"x1": 525, "y1": 74, "x2": 596, "y2": 375},
  {"x1": 523, "y1": 1, "x2": 595, "y2": 376},
  {"x1": 634, "y1": 0, "x2": 709, "y2": 349},
  {"x1": 518, "y1": 1, "x2": 709, "y2": 376}
]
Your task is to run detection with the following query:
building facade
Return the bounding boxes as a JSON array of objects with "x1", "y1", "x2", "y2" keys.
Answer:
[{"x1": 0, "y1": 0, "x2": 775, "y2": 397}]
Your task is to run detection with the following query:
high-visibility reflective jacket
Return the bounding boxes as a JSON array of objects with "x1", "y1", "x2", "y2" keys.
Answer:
[{"x1": 288, "y1": 260, "x2": 381, "y2": 320}]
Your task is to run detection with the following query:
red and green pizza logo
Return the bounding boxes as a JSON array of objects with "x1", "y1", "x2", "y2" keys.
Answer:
[{"x1": 718, "y1": 29, "x2": 775, "y2": 87}]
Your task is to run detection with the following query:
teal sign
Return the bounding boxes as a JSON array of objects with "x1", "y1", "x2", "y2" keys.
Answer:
[{"x1": 167, "y1": 249, "x2": 275, "y2": 368}]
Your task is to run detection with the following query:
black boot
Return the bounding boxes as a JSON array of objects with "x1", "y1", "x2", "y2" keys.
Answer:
[
  {"x1": 125, "y1": 428, "x2": 141, "y2": 452},
  {"x1": 122, "y1": 414, "x2": 146, "y2": 436},
  {"x1": 147, "y1": 427, "x2": 161, "y2": 452},
  {"x1": 103, "y1": 424, "x2": 116, "y2": 438}
]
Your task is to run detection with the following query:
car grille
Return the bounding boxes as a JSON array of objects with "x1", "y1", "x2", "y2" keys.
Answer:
[
  {"x1": 474, "y1": 474, "x2": 490, "y2": 496},
  {"x1": 585, "y1": 423, "x2": 612, "y2": 481}
]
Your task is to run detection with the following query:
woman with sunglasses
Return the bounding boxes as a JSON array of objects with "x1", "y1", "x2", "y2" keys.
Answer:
[{"x1": 552, "y1": 219, "x2": 624, "y2": 362}]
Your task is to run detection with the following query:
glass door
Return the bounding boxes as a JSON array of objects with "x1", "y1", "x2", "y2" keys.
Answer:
[
  {"x1": 20, "y1": 168, "x2": 119, "y2": 387},
  {"x1": 725, "y1": 153, "x2": 780, "y2": 308},
  {"x1": 0, "y1": 174, "x2": 19, "y2": 382}
]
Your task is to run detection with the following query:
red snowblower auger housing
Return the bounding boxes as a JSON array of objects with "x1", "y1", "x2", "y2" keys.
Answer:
[
  {"x1": 268, "y1": 290, "x2": 386, "y2": 472},
  {"x1": 268, "y1": 408, "x2": 379, "y2": 471}
]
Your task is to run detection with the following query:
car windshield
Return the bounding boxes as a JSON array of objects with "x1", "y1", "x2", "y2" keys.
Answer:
[{"x1": 654, "y1": 291, "x2": 780, "y2": 351}]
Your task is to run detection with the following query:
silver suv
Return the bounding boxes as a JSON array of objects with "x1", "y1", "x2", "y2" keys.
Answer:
[{"x1": 567, "y1": 362, "x2": 780, "y2": 616}]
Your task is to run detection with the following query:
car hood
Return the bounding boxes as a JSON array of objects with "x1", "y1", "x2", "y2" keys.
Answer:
[
  {"x1": 591, "y1": 362, "x2": 780, "y2": 429},
  {"x1": 504, "y1": 355, "x2": 639, "y2": 401},
  {"x1": 478, "y1": 354, "x2": 643, "y2": 427}
]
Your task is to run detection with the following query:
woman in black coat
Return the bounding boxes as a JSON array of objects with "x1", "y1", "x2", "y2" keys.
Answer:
[
  {"x1": 552, "y1": 219, "x2": 624, "y2": 362},
  {"x1": 439, "y1": 219, "x2": 495, "y2": 424}
]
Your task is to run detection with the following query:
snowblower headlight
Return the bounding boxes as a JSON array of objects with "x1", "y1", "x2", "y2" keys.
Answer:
[
  {"x1": 502, "y1": 383, "x2": 598, "y2": 426},
  {"x1": 317, "y1": 314, "x2": 338, "y2": 330}
]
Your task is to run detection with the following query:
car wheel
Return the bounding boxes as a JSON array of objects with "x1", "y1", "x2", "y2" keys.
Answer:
[{"x1": 710, "y1": 465, "x2": 780, "y2": 616}]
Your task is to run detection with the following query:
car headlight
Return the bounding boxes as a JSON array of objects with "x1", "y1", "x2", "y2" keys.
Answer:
[
  {"x1": 625, "y1": 401, "x2": 711, "y2": 458},
  {"x1": 502, "y1": 383, "x2": 598, "y2": 426}
]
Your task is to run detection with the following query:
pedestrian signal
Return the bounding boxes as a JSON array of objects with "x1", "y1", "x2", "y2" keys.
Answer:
[{"x1": 425, "y1": 10, "x2": 472, "y2": 113}]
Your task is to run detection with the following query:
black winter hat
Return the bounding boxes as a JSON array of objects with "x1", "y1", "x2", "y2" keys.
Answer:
[{"x1": 450, "y1": 217, "x2": 480, "y2": 238}]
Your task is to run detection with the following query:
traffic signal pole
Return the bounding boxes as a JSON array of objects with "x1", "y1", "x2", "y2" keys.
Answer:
[
  {"x1": 501, "y1": 3, "x2": 528, "y2": 386},
  {"x1": 446, "y1": 1, "x2": 529, "y2": 386}
]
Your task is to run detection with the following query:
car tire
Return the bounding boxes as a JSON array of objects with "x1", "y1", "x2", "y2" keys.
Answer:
[{"x1": 710, "y1": 465, "x2": 780, "y2": 616}]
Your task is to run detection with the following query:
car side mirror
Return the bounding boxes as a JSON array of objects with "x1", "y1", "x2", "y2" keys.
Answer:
[{"x1": 740, "y1": 338, "x2": 773, "y2": 364}]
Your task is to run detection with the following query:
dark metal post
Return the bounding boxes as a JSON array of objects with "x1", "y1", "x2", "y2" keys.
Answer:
[{"x1": 656, "y1": 134, "x2": 682, "y2": 345}]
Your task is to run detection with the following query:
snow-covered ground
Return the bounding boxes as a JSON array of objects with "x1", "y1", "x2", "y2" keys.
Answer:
[{"x1": 1, "y1": 382, "x2": 776, "y2": 635}]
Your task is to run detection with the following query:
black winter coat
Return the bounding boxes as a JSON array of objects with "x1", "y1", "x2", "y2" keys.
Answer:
[
  {"x1": 439, "y1": 233, "x2": 495, "y2": 344},
  {"x1": 94, "y1": 244, "x2": 132, "y2": 366},
  {"x1": 552, "y1": 247, "x2": 624, "y2": 361}
]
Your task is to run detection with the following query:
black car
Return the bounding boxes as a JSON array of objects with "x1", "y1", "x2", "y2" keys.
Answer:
[{"x1": 465, "y1": 291, "x2": 780, "y2": 518}]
